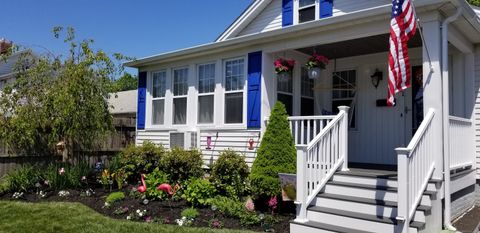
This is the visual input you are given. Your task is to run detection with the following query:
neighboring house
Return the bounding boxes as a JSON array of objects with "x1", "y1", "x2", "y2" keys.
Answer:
[
  {"x1": 126, "y1": 0, "x2": 480, "y2": 232},
  {"x1": 103, "y1": 90, "x2": 137, "y2": 152}
]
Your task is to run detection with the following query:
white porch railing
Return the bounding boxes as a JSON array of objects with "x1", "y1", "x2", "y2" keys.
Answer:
[
  {"x1": 395, "y1": 109, "x2": 436, "y2": 233},
  {"x1": 449, "y1": 116, "x2": 474, "y2": 170},
  {"x1": 295, "y1": 106, "x2": 349, "y2": 222},
  {"x1": 288, "y1": 115, "x2": 336, "y2": 146}
]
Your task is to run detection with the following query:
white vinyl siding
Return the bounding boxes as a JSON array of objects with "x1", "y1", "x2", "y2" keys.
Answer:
[
  {"x1": 238, "y1": 0, "x2": 283, "y2": 37},
  {"x1": 332, "y1": 0, "x2": 390, "y2": 16},
  {"x1": 474, "y1": 48, "x2": 480, "y2": 178}
]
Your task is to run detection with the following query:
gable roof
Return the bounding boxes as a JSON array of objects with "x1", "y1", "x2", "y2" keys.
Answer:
[{"x1": 216, "y1": 0, "x2": 273, "y2": 42}]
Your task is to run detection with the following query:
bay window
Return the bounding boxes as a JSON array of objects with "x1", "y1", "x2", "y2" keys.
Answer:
[
  {"x1": 151, "y1": 71, "x2": 166, "y2": 125},
  {"x1": 173, "y1": 68, "x2": 188, "y2": 125},
  {"x1": 198, "y1": 63, "x2": 215, "y2": 124},
  {"x1": 224, "y1": 58, "x2": 245, "y2": 124}
]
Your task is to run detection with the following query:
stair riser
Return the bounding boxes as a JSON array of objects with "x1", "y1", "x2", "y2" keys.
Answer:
[
  {"x1": 313, "y1": 197, "x2": 426, "y2": 223},
  {"x1": 307, "y1": 211, "x2": 418, "y2": 233},
  {"x1": 332, "y1": 175, "x2": 438, "y2": 192},
  {"x1": 322, "y1": 184, "x2": 432, "y2": 206},
  {"x1": 290, "y1": 223, "x2": 338, "y2": 233}
]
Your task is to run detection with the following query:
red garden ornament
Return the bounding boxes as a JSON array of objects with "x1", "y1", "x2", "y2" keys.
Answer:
[
  {"x1": 137, "y1": 174, "x2": 147, "y2": 193},
  {"x1": 157, "y1": 183, "x2": 180, "y2": 196},
  {"x1": 248, "y1": 139, "x2": 255, "y2": 150},
  {"x1": 206, "y1": 136, "x2": 212, "y2": 150}
]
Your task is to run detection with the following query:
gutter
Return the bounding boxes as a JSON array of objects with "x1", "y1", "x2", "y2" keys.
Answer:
[
  {"x1": 125, "y1": 0, "x2": 446, "y2": 68},
  {"x1": 441, "y1": 6, "x2": 463, "y2": 232}
]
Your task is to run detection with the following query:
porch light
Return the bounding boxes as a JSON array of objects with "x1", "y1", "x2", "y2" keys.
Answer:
[{"x1": 370, "y1": 69, "x2": 383, "y2": 89}]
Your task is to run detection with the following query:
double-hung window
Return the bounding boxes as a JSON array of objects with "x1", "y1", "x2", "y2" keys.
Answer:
[
  {"x1": 224, "y1": 58, "x2": 245, "y2": 124},
  {"x1": 151, "y1": 71, "x2": 166, "y2": 125},
  {"x1": 277, "y1": 72, "x2": 293, "y2": 116},
  {"x1": 197, "y1": 63, "x2": 215, "y2": 124},
  {"x1": 173, "y1": 68, "x2": 188, "y2": 125},
  {"x1": 298, "y1": 0, "x2": 316, "y2": 23},
  {"x1": 301, "y1": 67, "x2": 315, "y2": 116},
  {"x1": 332, "y1": 70, "x2": 356, "y2": 128}
]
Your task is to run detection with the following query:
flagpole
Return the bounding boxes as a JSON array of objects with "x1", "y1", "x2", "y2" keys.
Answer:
[{"x1": 411, "y1": 0, "x2": 434, "y2": 73}]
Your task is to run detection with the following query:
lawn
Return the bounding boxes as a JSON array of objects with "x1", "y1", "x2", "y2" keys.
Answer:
[{"x1": 0, "y1": 201, "x2": 256, "y2": 233}]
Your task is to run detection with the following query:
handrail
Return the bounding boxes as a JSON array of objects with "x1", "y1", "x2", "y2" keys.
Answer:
[
  {"x1": 294, "y1": 106, "x2": 349, "y2": 223},
  {"x1": 396, "y1": 108, "x2": 436, "y2": 232},
  {"x1": 287, "y1": 115, "x2": 336, "y2": 120}
]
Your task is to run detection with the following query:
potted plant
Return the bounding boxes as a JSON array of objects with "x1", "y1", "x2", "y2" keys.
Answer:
[
  {"x1": 305, "y1": 53, "x2": 329, "y2": 79},
  {"x1": 274, "y1": 58, "x2": 295, "y2": 81}
]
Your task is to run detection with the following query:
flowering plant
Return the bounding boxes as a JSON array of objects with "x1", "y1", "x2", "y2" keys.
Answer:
[
  {"x1": 274, "y1": 58, "x2": 295, "y2": 75},
  {"x1": 305, "y1": 53, "x2": 329, "y2": 69},
  {"x1": 267, "y1": 196, "x2": 278, "y2": 214}
]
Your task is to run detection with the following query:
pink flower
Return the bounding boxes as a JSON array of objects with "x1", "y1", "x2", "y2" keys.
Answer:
[
  {"x1": 145, "y1": 216, "x2": 153, "y2": 223},
  {"x1": 58, "y1": 168, "x2": 65, "y2": 175},
  {"x1": 287, "y1": 59, "x2": 296, "y2": 67},
  {"x1": 268, "y1": 196, "x2": 278, "y2": 211},
  {"x1": 245, "y1": 198, "x2": 255, "y2": 212}
]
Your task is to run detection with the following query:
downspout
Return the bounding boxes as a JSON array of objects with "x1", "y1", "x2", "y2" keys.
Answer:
[{"x1": 441, "y1": 7, "x2": 462, "y2": 231}]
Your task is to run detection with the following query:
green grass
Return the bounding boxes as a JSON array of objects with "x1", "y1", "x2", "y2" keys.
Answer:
[{"x1": 0, "y1": 201, "x2": 256, "y2": 233}]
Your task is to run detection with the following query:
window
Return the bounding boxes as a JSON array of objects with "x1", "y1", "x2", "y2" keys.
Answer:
[
  {"x1": 173, "y1": 68, "x2": 188, "y2": 124},
  {"x1": 301, "y1": 67, "x2": 314, "y2": 116},
  {"x1": 277, "y1": 73, "x2": 293, "y2": 116},
  {"x1": 152, "y1": 71, "x2": 166, "y2": 125},
  {"x1": 224, "y1": 58, "x2": 245, "y2": 124},
  {"x1": 299, "y1": 0, "x2": 316, "y2": 23},
  {"x1": 198, "y1": 63, "x2": 215, "y2": 124},
  {"x1": 332, "y1": 70, "x2": 356, "y2": 128}
]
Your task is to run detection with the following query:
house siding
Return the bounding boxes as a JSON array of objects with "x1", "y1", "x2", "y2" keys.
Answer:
[
  {"x1": 136, "y1": 130, "x2": 171, "y2": 149},
  {"x1": 238, "y1": 0, "x2": 283, "y2": 37},
  {"x1": 475, "y1": 47, "x2": 480, "y2": 179},
  {"x1": 332, "y1": 0, "x2": 389, "y2": 16}
]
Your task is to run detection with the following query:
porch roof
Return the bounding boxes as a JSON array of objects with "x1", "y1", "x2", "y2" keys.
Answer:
[{"x1": 125, "y1": 0, "x2": 480, "y2": 69}]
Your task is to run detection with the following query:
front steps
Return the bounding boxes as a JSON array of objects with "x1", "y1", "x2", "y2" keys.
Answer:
[{"x1": 290, "y1": 169, "x2": 438, "y2": 233}]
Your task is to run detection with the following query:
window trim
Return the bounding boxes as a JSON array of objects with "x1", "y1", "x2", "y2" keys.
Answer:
[
  {"x1": 151, "y1": 70, "x2": 167, "y2": 126},
  {"x1": 196, "y1": 62, "x2": 216, "y2": 125},
  {"x1": 294, "y1": 0, "x2": 320, "y2": 25},
  {"x1": 172, "y1": 67, "x2": 189, "y2": 125},
  {"x1": 223, "y1": 56, "x2": 247, "y2": 125}
]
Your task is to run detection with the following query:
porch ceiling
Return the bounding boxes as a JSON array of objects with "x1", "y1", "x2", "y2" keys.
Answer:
[{"x1": 295, "y1": 33, "x2": 423, "y2": 59}]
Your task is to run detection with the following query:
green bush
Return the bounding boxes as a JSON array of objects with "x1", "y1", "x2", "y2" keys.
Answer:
[
  {"x1": 249, "y1": 102, "x2": 296, "y2": 197},
  {"x1": 181, "y1": 207, "x2": 199, "y2": 220},
  {"x1": 210, "y1": 150, "x2": 249, "y2": 199},
  {"x1": 182, "y1": 178, "x2": 216, "y2": 207},
  {"x1": 43, "y1": 162, "x2": 90, "y2": 190},
  {"x1": 144, "y1": 167, "x2": 169, "y2": 200},
  {"x1": 106, "y1": 191, "x2": 125, "y2": 204},
  {"x1": 161, "y1": 148, "x2": 203, "y2": 183},
  {"x1": 2, "y1": 165, "x2": 41, "y2": 192},
  {"x1": 117, "y1": 141, "x2": 165, "y2": 180},
  {"x1": 208, "y1": 196, "x2": 260, "y2": 226}
]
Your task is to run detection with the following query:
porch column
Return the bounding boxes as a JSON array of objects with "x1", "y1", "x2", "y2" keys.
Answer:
[
  {"x1": 261, "y1": 52, "x2": 275, "y2": 134},
  {"x1": 420, "y1": 16, "x2": 444, "y2": 181}
]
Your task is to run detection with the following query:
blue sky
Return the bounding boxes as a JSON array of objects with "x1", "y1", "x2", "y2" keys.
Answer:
[{"x1": 1, "y1": 0, "x2": 253, "y2": 73}]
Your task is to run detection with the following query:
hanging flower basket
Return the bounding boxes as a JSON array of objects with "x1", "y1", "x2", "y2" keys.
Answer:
[
  {"x1": 278, "y1": 173, "x2": 296, "y2": 201},
  {"x1": 274, "y1": 58, "x2": 295, "y2": 80},
  {"x1": 305, "y1": 53, "x2": 329, "y2": 79}
]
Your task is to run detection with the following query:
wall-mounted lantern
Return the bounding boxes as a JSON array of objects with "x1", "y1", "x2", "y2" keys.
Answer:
[{"x1": 370, "y1": 69, "x2": 383, "y2": 89}]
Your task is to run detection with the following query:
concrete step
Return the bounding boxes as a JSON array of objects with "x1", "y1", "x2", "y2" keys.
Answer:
[
  {"x1": 313, "y1": 194, "x2": 426, "y2": 223},
  {"x1": 290, "y1": 220, "x2": 374, "y2": 233},
  {"x1": 322, "y1": 182, "x2": 433, "y2": 206},
  {"x1": 307, "y1": 207, "x2": 420, "y2": 233}
]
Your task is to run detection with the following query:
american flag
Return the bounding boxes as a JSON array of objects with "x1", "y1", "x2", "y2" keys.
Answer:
[{"x1": 387, "y1": 0, "x2": 417, "y2": 106}]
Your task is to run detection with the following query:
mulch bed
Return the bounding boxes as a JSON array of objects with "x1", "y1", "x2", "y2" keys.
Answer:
[
  {"x1": 453, "y1": 205, "x2": 480, "y2": 233},
  {"x1": 0, "y1": 188, "x2": 294, "y2": 233}
]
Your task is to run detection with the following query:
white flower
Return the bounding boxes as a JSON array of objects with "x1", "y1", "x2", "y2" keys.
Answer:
[
  {"x1": 136, "y1": 209, "x2": 140, "y2": 213},
  {"x1": 126, "y1": 216, "x2": 131, "y2": 220}
]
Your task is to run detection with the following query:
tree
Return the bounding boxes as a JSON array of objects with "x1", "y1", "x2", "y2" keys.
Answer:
[
  {"x1": 0, "y1": 27, "x2": 129, "y2": 160},
  {"x1": 249, "y1": 102, "x2": 296, "y2": 198},
  {"x1": 468, "y1": 0, "x2": 480, "y2": 6},
  {"x1": 110, "y1": 72, "x2": 137, "y2": 92}
]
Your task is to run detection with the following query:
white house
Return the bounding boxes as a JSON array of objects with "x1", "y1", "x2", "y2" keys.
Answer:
[{"x1": 126, "y1": 0, "x2": 480, "y2": 232}]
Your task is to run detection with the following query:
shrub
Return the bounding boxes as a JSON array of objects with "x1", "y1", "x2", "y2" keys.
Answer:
[
  {"x1": 117, "y1": 141, "x2": 165, "y2": 180},
  {"x1": 144, "y1": 167, "x2": 169, "y2": 200},
  {"x1": 181, "y1": 207, "x2": 199, "y2": 220},
  {"x1": 182, "y1": 178, "x2": 216, "y2": 207},
  {"x1": 2, "y1": 165, "x2": 41, "y2": 192},
  {"x1": 210, "y1": 150, "x2": 249, "y2": 199},
  {"x1": 106, "y1": 191, "x2": 125, "y2": 204},
  {"x1": 208, "y1": 196, "x2": 260, "y2": 226},
  {"x1": 249, "y1": 102, "x2": 296, "y2": 197},
  {"x1": 161, "y1": 148, "x2": 203, "y2": 183}
]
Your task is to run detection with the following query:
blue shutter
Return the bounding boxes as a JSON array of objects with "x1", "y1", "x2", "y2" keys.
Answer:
[
  {"x1": 282, "y1": 0, "x2": 293, "y2": 27},
  {"x1": 137, "y1": 71, "x2": 147, "y2": 130},
  {"x1": 247, "y1": 51, "x2": 262, "y2": 129},
  {"x1": 320, "y1": 0, "x2": 333, "y2": 18}
]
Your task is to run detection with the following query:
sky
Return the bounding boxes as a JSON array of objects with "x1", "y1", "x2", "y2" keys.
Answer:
[{"x1": 0, "y1": 0, "x2": 253, "y2": 74}]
